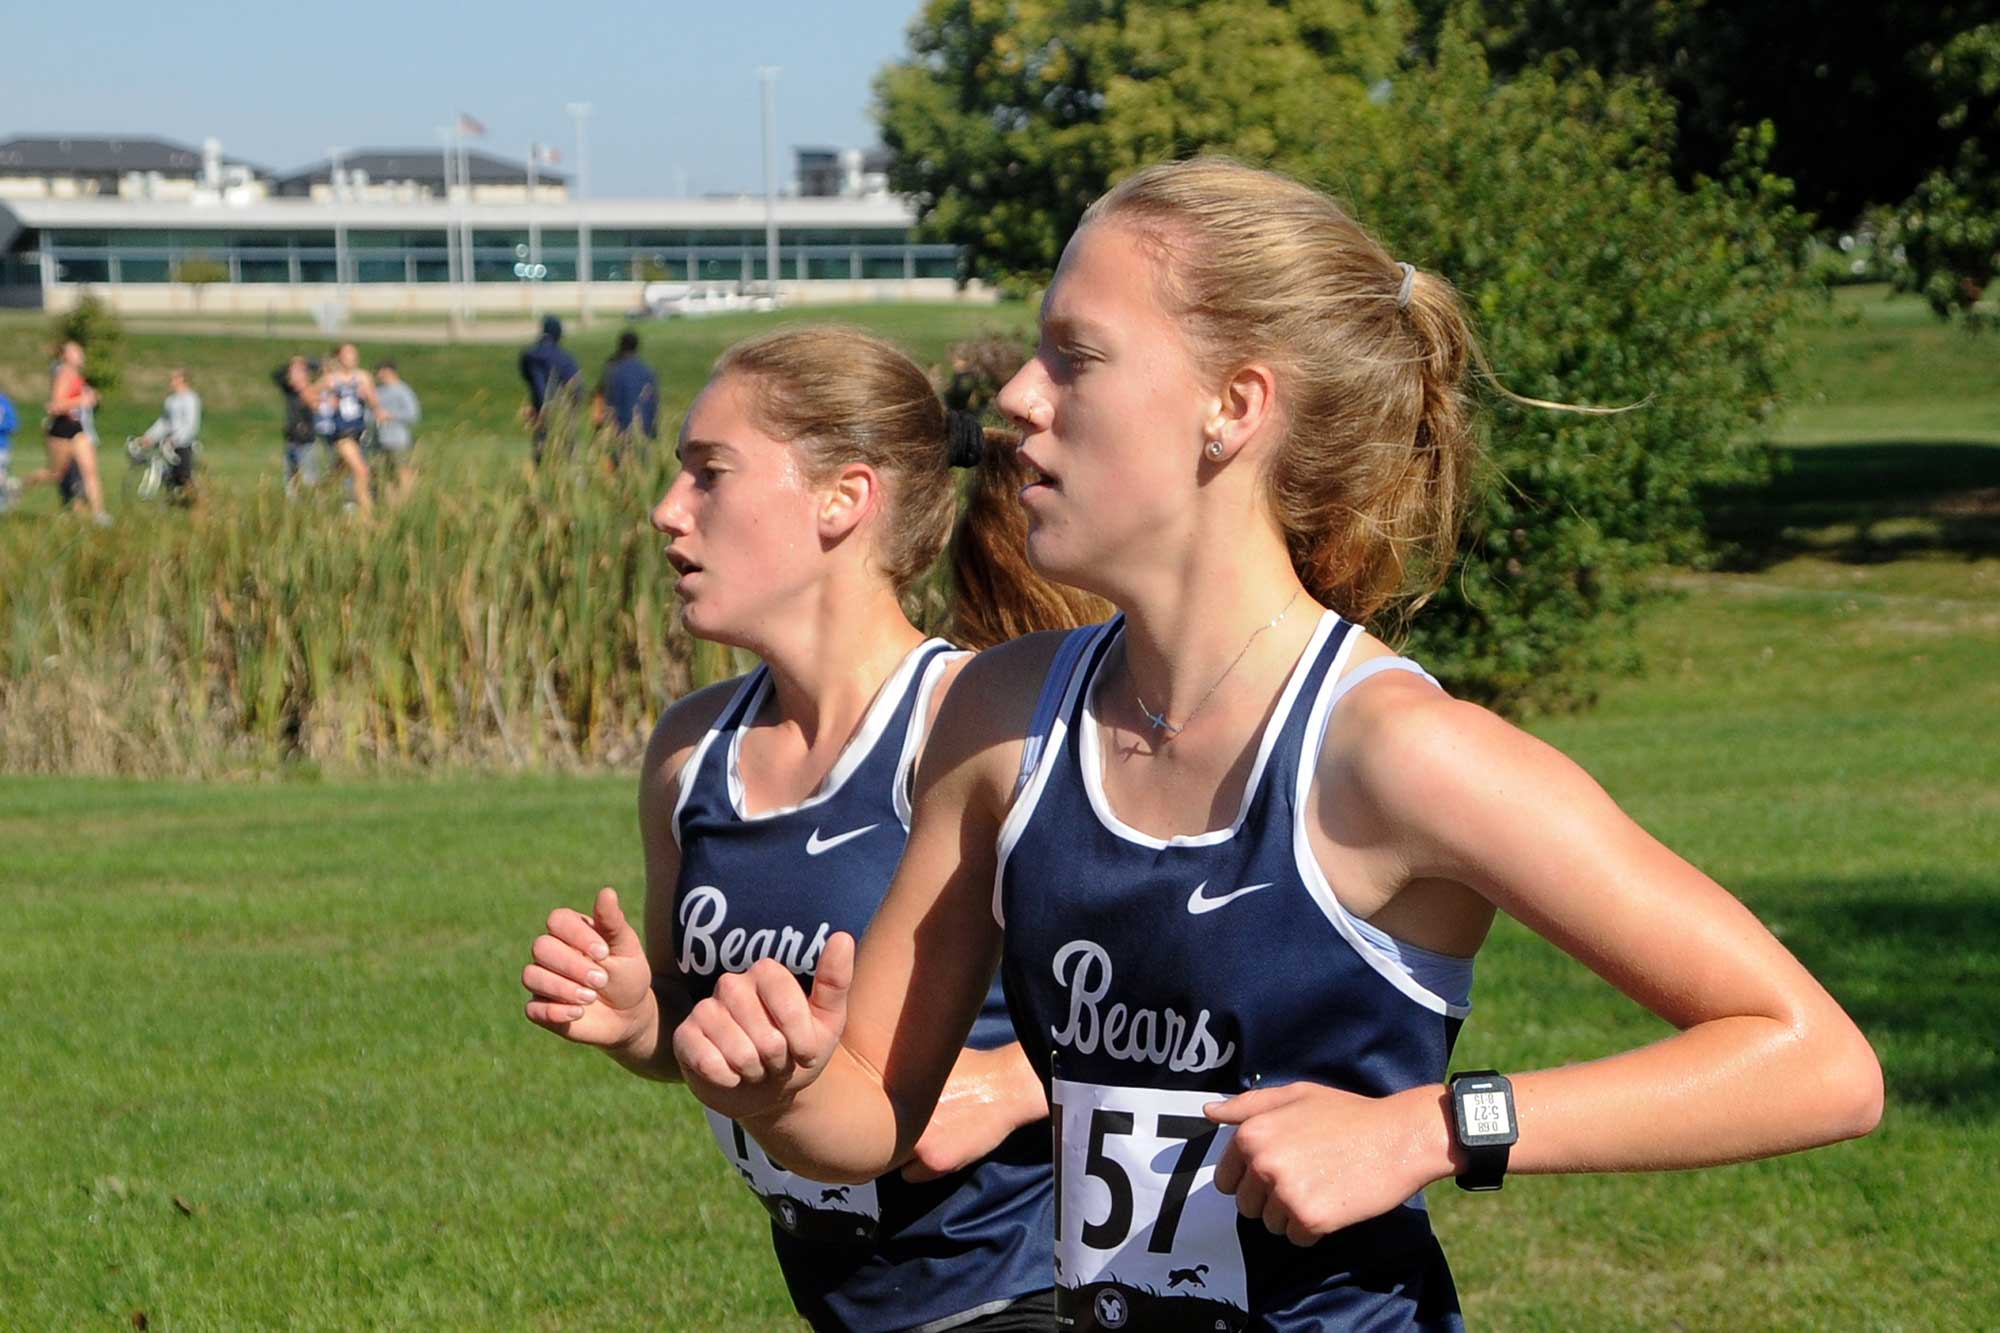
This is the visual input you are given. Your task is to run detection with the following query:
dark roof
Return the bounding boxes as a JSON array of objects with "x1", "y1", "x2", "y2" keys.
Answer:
[
  {"x1": 0, "y1": 135, "x2": 268, "y2": 178},
  {"x1": 0, "y1": 135, "x2": 215, "y2": 175},
  {"x1": 275, "y1": 148, "x2": 566, "y2": 188}
]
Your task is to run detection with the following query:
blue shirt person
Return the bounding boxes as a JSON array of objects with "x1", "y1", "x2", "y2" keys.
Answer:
[
  {"x1": 0, "y1": 387, "x2": 17, "y2": 472},
  {"x1": 594, "y1": 329, "x2": 659, "y2": 464},
  {"x1": 0, "y1": 387, "x2": 18, "y2": 507},
  {"x1": 518, "y1": 315, "x2": 582, "y2": 462}
]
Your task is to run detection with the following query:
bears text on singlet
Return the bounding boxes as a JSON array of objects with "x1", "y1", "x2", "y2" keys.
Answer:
[
  {"x1": 677, "y1": 884, "x2": 833, "y2": 977},
  {"x1": 1049, "y1": 939, "x2": 1236, "y2": 1073}
]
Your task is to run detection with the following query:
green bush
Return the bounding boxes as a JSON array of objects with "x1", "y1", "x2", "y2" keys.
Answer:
[
  {"x1": 939, "y1": 330, "x2": 1033, "y2": 417},
  {"x1": 52, "y1": 291, "x2": 128, "y2": 395},
  {"x1": 172, "y1": 254, "x2": 232, "y2": 306},
  {"x1": 880, "y1": 7, "x2": 1812, "y2": 710},
  {"x1": 1335, "y1": 39, "x2": 1812, "y2": 707}
]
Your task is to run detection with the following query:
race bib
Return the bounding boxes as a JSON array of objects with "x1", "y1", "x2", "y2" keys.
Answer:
[
  {"x1": 703, "y1": 1108, "x2": 880, "y2": 1244},
  {"x1": 1050, "y1": 1078, "x2": 1248, "y2": 1331}
]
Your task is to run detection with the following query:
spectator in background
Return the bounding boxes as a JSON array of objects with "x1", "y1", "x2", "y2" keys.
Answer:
[
  {"x1": 0, "y1": 385, "x2": 18, "y2": 510},
  {"x1": 371, "y1": 360, "x2": 423, "y2": 506},
  {"x1": 132, "y1": 367, "x2": 202, "y2": 503},
  {"x1": 275, "y1": 355, "x2": 323, "y2": 493},
  {"x1": 593, "y1": 328, "x2": 658, "y2": 467},
  {"x1": 519, "y1": 314, "x2": 581, "y2": 464}
]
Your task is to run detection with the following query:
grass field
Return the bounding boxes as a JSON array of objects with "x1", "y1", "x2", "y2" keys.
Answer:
[{"x1": 1, "y1": 287, "x2": 1995, "y2": 1327}]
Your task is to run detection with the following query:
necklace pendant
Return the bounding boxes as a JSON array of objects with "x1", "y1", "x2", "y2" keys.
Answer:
[{"x1": 1145, "y1": 708, "x2": 1184, "y2": 738}]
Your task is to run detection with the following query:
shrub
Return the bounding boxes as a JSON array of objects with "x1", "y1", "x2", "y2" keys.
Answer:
[
  {"x1": 1314, "y1": 41, "x2": 1813, "y2": 708},
  {"x1": 939, "y1": 331, "x2": 1033, "y2": 417},
  {"x1": 53, "y1": 291, "x2": 128, "y2": 394},
  {"x1": 880, "y1": 8, "x2": 1813, "y2": 710}
]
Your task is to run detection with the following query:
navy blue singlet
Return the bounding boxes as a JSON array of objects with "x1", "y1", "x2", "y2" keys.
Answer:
[
  {"x1": 672, "y1": 639, "x2": 1055, "y2": 1332},
  {"x1": 997, "y1": 614, "x2": 1474, "y2": 1331},
  {"x1": 331, "y1": 372, "x2": 366, "y2": 433}
]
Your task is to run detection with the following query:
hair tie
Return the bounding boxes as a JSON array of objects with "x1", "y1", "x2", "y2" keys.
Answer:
[
  {"x1": 1394, "y1": 261, "x2": 1416, "y2": 310},
  {"x1": 946, "y1": 410, "x2": 986, "y2": 469}
]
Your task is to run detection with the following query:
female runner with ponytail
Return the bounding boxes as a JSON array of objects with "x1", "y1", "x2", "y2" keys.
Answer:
[
  {"x1": 521, "y1": 326, "x2": 1099, "y2": 1331},
  {"x1": 670, "y1": 160, "x2": 1883, "y2": 1329}
]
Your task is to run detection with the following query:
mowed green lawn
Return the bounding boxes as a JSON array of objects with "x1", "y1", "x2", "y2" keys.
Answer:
[{"x1": 2, "y1": 287, "x2": 1996, "y2": 1328}]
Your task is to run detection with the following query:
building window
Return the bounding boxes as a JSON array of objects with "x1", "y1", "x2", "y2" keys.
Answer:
[{"x1": 238, "y1": 259, "x2": 291, "y2": 284}]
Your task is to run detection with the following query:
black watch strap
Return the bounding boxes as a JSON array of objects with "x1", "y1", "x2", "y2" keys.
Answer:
[{"x1": 1455, "y1": 1140, "x2": 1511, "y2": 1192}]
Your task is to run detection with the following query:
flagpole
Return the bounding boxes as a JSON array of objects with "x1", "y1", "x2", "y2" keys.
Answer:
[
  {"x1": 458, "y1": 131, "x2": 475, "y2": 321},
  {"x1": 566, "y1": 102, "x2": 592, "y2": 328},
  {"x1": 758, "y1": 66, "x2": 780, "y2": 303},
  {"x1": 437, "y1": 126, "x2": 459, "y2": 310},
  {"x1": 527, "y1": 143, "x2": 541, "y2": 322},
  {"x1": 329, "y1": 146, "x2": 349, "y2": 309}
]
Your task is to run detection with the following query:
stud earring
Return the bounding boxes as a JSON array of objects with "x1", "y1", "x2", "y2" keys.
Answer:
[{"x1": 1205, "y1": 439, "x2": 1225, "y2": 460}]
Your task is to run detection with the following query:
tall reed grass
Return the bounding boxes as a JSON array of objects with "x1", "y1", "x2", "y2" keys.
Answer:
[{"x1": 0, "y1": 439, "x2": 759, "y2": 777}]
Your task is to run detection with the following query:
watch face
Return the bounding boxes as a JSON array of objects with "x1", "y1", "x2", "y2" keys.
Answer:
[{"x1": 1460, "y1": 1089, "x2": 1513, "y2": 1142}]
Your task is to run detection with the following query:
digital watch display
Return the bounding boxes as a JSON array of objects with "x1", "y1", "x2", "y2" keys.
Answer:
[{"x1": 1448, "y1": 1070, "x2": 1518, "y2": 1192}]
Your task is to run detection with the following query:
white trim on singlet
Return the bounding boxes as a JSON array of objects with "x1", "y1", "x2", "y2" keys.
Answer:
[
  {"x1": 892, "y1": 647, "x2": 969, "y2": 831},
  {"x1": 1077, "y1": 610, "x2": 1341, "y2": 850},
  {"x1": 724, "y1": 637, "x2": 951, "y2": 822},
  {"x1": 1290, "y1": 651, "x2": 1472, "y2": 1019},
  {"x1": 992, "y1": 621, "x2": 1119, "y2": 927},
  {"x1": 1328, "y1": 653, "x2": 1441, "y2": 705},
  {"x1": 1014, "y1": 626, "x2": 1102, "y2": 801},
  {"x1": 667, "y1": 671, "x2": 766, "y2": 849}
]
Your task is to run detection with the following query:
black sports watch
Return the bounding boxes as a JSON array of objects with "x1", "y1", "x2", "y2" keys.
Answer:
[{"x1": 1448, "y1": 1070, "x2": 1518, "y2": 1192}]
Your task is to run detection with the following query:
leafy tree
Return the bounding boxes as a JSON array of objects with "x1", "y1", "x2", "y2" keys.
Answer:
[
  {"x1": 875, "y1": 2, "x2": 1810, "y2": 709},
  {"x1": 1413, "y1": 1, "x2": 2000, "y2": 316},
  {"x1": 875, "y1": 0, "x2": 1399, "y2": 284},
  {"x1": 1350, "y1": 37, "x2": 1809, "y2": 703},
  {"x1": 172, "y1": 254, "x2": 230, "y2": 309},
  {"x1": 1885, "y1": 23, "x2": 2000, "y2": 316}
]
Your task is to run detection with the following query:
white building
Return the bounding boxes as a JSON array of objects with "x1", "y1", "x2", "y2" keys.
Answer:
[{"x1": 0, "y1": 192, "x2": 974, "y2": 316}]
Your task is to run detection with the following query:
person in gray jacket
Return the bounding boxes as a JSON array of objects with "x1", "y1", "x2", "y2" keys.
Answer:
[
  {"x1": 371, "y1": 360, "x2": 422, "y2": 505},
  {"x1": 132, "y1": 367, "x2": 201, "y2": 502}
]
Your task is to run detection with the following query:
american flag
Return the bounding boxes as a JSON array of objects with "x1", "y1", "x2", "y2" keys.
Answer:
[
  {"x1": 534, "y1": 143, "x2": 562, "y2": 166},
  {"x1": 457, "y1": 113, "x2": 487, "y2": 137}
]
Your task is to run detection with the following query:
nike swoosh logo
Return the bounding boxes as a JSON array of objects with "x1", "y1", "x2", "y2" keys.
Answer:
[
  {"x1": 1186, "y1": 880, "x2": 1275, "y2": 915},
  {"x1": 805, "y1": 824, "x2": 880, "y2": 856}
]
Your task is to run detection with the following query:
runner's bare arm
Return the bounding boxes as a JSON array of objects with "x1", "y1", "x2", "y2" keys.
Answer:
[
  {"x1": 1208, "y1": 677, "x2": 1883, "y2": 1242},
  {"x1": 521, "y1": 678, "x2": 744, "y2": 1079},
  {"x1": 1364, "y1": 686, "x2": 1880, "y2": 1171},
  {"x1": 899, "y1": 651, "x2": 1052, "y2": 1181}
]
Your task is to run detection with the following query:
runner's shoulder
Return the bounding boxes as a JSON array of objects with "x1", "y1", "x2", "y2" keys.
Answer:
[
  {"x1": 641, "y1": 675, "x2": 750, "y2": 805},
  {"x1": 928, "y1": 628, "x2": 1090, "y2": 798}
]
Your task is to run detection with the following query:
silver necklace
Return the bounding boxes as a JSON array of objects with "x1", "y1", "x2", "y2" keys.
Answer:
[{"x1": 1132, "y1": 587, "x2": 1304, "y2": 740}]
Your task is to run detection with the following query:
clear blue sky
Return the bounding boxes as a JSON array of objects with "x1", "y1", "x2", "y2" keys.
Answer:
[{"x1": 7, "y1": 0, "x2": 928, "y2": 197}]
